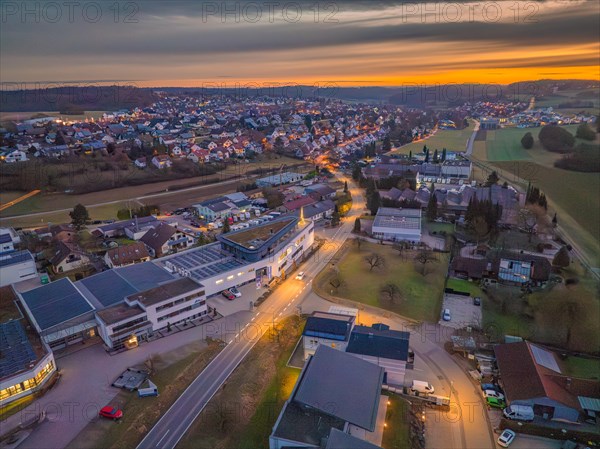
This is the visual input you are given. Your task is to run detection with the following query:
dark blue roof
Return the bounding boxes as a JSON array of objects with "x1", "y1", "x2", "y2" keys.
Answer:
[
  {"x1": 303, "y1": 313, "x2": 354, "y2": 342},
  {"x1": 346, "y1": 325, "x2": 410, "y2": 361},
  {"x1": 78, "y1": 270, "x2": 138, "y2": 308},
  {"x1": 115, "y1": 262, "x2": 174, "y2": 291},
  {"x1": 0, "y1": 250, "x2": 34, "y2": 268},
  {"x1": 0, "y1": 320, "x2": 37, "y2": 378},
  {"x1": 0, "y1": 233, "x2": 12, "y2": 244},
  {"x1": 20, "y1": 278, "x2": 94, "y2": 331}
]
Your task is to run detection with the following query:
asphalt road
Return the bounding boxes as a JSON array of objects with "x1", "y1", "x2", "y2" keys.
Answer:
[{"x1": 137, "y1": 176, "x2": 363, "y2": 449}]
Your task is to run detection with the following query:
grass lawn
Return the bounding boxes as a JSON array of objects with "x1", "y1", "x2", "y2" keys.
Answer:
[
  {"x1": 66, "y1": 340, "x2": 224, "y2": 449},
  {"x1": 177, "y1": 315, "x2": 304, "y2": 449},
  {"x1": 482, "y1": 124, "x2": 584, "y2": 163},
  {"x1": 389, "y1": 120, "x2": 475, "y2": 155},
  {"x1": 381, "y1": 393, "x2": 411, "y2": 449},
  {"x1": 314, "y1": 241, "x2": 449, "y2": 322},
  {"x1": 561, "y1": 356, "x2": 600, "y2": 380}
]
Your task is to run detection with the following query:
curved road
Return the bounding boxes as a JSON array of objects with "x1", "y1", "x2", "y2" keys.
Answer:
[{"x1": 136, "y1": 173, "x2": 494, "y2": 449}]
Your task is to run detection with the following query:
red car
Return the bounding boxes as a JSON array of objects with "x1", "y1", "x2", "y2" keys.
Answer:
[
  {"x1": 221, "y1": 290, "x2": 235, "y2": 300},
  {"x1": 99, "y1": 406, "x2": 123, "y2": 420}
]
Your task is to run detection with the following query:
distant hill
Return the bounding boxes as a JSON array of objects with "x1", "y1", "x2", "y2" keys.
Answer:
[{"x1": 0, "y1": 85, "x2": 156, "y2": 112}]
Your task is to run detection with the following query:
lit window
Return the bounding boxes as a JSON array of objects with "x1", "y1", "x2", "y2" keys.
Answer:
[
  {"x1": 227, "y1": 275, "x2": 234, "y2": 280},
  {"x1": 216, "y1": 279, "x2": 223, "y2": 284}
]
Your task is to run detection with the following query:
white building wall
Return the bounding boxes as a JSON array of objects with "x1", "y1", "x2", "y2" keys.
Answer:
[{"x1": 0, "y1": 259, "x2": 38, "y2": 287}]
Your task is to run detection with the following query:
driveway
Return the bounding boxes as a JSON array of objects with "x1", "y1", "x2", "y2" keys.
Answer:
[
  {"x1": 439, "y1": 294, "x2": 482, "y2": 329},
  {"x1": 207, "y1": 281, "x2": 265, "y2": 316},
  {"x1": 502, "y1": 433, "x2": 563, "y2": 449}
]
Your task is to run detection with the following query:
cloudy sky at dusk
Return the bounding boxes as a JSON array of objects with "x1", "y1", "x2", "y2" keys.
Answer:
[{"x1": 1, "y1": 0, "x2": 599, "y2": 86}]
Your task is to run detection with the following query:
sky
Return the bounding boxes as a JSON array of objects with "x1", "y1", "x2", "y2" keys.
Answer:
[{"x1": 1, "y1": 0, "x2": 599, "y2": 87}]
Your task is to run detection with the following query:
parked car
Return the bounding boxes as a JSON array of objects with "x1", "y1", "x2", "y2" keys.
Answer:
[
  {"x1": 480, "y1": 383, "x2": 502, "y2": 393},
  {"x1": 497, "y1": 429, "x2": 516, "y2": 447},
  {"x1": 486, "y1": 397, "x2": 506, "y2": 409},
  {"x1": 295, "y1": 271, "x2": 305, "y2": 280},
  {"x1": 229, "y1": 286, "x2": 242, "y2": 298},
  {"x1": 484, "y1": 389, "x2": 505, "y2": 401},
  {"x1": 473, "y1": 297, "x2": 481, "y2": 306},
  {"x1": 99, "y1": 406, "x2": 123, "y2": 420},
  {"x1": 442, "y1": 308, "x2": 451, "y2": 321},
  {"x1": 221, "y1": 290, "x2": 235, "y2": 300}
]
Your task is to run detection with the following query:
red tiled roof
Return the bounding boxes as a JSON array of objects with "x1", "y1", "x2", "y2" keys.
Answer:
[
  {"x1": 283, "y1": 196, "x2": 316, "y2": 211},
  {"x1": 495, "y1": 341, "x2": 599, "y2": 411}
]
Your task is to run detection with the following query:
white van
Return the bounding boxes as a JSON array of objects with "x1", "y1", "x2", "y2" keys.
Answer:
[
  {"x1": 410, "y1": 380, "x2": 435, "y2": 395},
  {"x1": 503, "y1": 405, "x2": 534, "y2": 421}
]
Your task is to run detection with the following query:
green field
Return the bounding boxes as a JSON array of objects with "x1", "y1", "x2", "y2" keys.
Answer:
[
  {"x1": 389, "y1": 120, "x2": 475, "y2": 155},
  {"x1": 561, "y1": 356, "x2": 600, "y2": 380},
  {"x1": 482, "y1": 124, "x2": 585, "y2": 163},
  {"x1": 315, "y1": 241, "x2": 449, "y2": 322}
]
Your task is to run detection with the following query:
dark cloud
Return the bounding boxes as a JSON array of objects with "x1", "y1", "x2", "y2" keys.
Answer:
[{"x1": 1, "y1": 0, "x2": 598, "y2": 83}]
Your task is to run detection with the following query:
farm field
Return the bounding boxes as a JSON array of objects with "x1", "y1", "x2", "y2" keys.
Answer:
[
  {"x1": 0, "y1": 111, "x2": 108, "y2": 122},
  {"x1": 534, "y1": 88, "x2": 600, "y2": 110},
  {"x1": 389, "y1": 120, "x2": 475, "y2": 155},
  {"x1": 480, "y1": 124, "x2": 587, "y2": 163}
]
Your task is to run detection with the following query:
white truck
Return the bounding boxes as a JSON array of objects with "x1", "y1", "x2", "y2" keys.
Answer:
[
  {"x1": 410, "y1": 380, "x2": 435, "y2": 395},
  {"x1": 503, "y1": 404, "x2": 534, "y2": 421}
]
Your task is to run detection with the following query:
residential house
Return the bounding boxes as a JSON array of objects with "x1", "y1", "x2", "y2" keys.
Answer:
[
  {"x1": 134, "y1": 157, "x2": 147, "y2": 169},
  {"x1": 2, "y1": 149, "x2": 28, "y2": 163},
  {"x1": 152, "y1": 154, "x2": 172, "y2": 169},
  {"x1": 140, "y1": 223, "x2": 192, "y2": 257},
  {"x1": 104, "y1": 242, "x2": 150, "y2": 268},
  {"x1": 0, "y1": 233, "x2": 15, "y2": 254},
  {"x1": 305, "y1": 183, "x2": 337, "y2": 201},
  {"x1": 302, "y1": 311, "x2": 355, "y2": 360},
  {"x1": 346, "y1": 323, "x2": 410, "y2": 387},
  {"x1": 0, "y1": 250, "x2": 38, "y2": 287},
  {"x1": 293, "y1": 200, "x2": 336, "y2": 222},
  {"x1": 495, "y1": 341, "x2": 600, "y2": 423},
  {"x1": 50, "y1": 241, "x2": 90, "y2": 273}
]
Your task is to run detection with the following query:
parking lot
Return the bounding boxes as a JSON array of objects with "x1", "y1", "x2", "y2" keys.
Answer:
[
  {"x1": 438, "y1": 293, "x2": 482, "y2": 329},
  {"x1": 206, "y1": 281, "x2": 267, "y2": 317}
]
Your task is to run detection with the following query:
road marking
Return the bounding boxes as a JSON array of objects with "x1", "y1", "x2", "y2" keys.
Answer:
[
  {"x1": 157, "y1": 429, "x2": 170, "y2": 445},
  {"x1": 278, "y1": 312, "x2": 283, "y2": 317},
  {"x1": 251, "y1": 317, "x2": 255, "y2": 321}
]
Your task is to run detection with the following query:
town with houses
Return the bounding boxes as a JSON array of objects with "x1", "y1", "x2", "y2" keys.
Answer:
[
  {"x1": 1, "y1": 0, "x2": 600, "y2": 445},
  {"x1": 0, "y1": 85, "x2": 598, "y2": 449}
]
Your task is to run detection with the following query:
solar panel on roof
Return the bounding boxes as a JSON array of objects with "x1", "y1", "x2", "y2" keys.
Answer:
[
  {"x1": 78, "y1": 270, "x2": 137, "y2": 308},
  {"x1": 531, "y1": 344, "x2": 561, "y2": 373},
  {"x1": 20, "y1": 279, "x2": 94, "y2": 331}
]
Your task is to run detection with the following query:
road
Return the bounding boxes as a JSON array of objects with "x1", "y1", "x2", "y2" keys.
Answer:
[
  {"x1": 137, "y1": 176, "x2": 365, "y2": 449},
  {"x1": 465, "y1": 119, "x2": 480, "y2": 156},
  {"x1": 0, "y1": 177, "x2": 245, "y2": 222}
]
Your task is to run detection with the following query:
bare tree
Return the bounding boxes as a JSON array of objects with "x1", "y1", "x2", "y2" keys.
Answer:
[
  {"x1": 355, "y1": 237, "x2": 365, "y2": 250},
  {"x1": 414, "y1": 250, "x2": 438, "y2": 276},
  {"x1": 365, "y1": 253, "x2": 385, "y2": 271},
  {"x1": 519, "y1": 208, "x2": 537, "y2": 243},
  {"x1": 392, "y1": 241, "x2": 407, "y2": 258},
  {"x1": 380, "y1": 283, "x2": 401, "y2": 303}
]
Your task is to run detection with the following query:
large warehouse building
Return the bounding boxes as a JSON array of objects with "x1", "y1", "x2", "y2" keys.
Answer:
[{"x1": 13, "y1": 216, "x2": 314, "y2": 352}]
